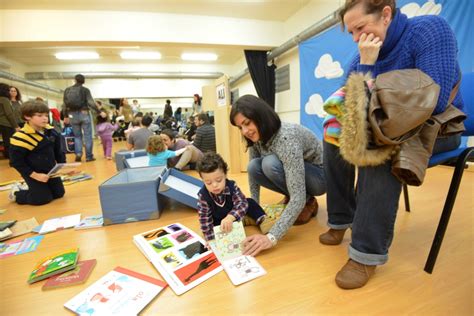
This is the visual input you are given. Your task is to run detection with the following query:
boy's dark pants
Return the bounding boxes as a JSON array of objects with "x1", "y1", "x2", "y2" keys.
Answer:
[
  {"x1": 213, "y1": 198, "x2": 265, "y2": 225},
  {"x1": 15, "y1": 176, "x2": 65, "y2": 205}
]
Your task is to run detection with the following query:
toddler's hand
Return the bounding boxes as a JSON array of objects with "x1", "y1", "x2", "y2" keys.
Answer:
[
  {"x1": 30, "y1": 172, "x2": 50, "y2": 183},
  {"x1": 220, "y1": 215, "x2": 235, "y2": 233}
]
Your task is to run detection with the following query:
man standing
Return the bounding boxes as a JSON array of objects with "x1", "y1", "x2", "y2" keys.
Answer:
[
  {"x1": 62, "y1": 74, "x2": 99, "y2": 162},
  {"x1": 193, "y1": 113, "x2": 216, "y2": 153}
]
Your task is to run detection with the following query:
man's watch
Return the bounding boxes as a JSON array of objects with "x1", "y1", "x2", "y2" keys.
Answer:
[{"x1": 266, "y1": 233, "x2": 277, "y2": 247}]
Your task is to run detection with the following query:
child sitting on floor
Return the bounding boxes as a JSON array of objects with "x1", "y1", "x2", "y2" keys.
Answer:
[
  {"x1": 96, "y1": 111, "x2": 118, "y2": 160},
  {"x1": 9, "y1": 100, "x2": 66, "y2": 205},
  {"x1": 146, "y1": 135, "x2": 188, "y2": 167},
  {"x1": 196, "y1": 152, "x2": 276, "y2": 241}
]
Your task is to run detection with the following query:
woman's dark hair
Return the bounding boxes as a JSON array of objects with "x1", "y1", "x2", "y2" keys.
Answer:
[
  {"x1": 230, "y1": 95, "x2": 281, "y2": 147},
  {"x1": 21, "y1": 100, "x2": 49, "y2": 119},
  {"x1": 0, "y1": 83, "x2": 10, "y2": 98},
  {"x1": 197, "y1": 152, "x2": 228, "y2": 176},
  {"x1": 160, "y1": 128, "x2": 176, "y2": 140},
  {"x1": 175, "y1": 107, "x2": 182, "y2": 114},
  {"x1": 193, "y1": 94, "x2": 201, "y2": 106},
  {"x1": 339, "y1": 0, "x2": 396, "y2": 30},
  {"x1": 10, "y1": 86, "x2": 22, "y2": 102}
]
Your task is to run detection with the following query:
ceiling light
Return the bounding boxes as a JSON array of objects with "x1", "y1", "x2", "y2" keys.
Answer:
[
  {"x1": 120, "y1": 51, "x2": 162, "y2": 60},
  {"x1": 181, "y1": 53, "x2": 218, "y2": 61},
  {"x1": 55, "y1": 52, "x2": 100, "y2": 60}
]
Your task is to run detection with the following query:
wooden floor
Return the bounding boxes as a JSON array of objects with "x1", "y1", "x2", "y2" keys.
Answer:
[{"x1": 0, "y1": 140, "x2": 473, "y2": 315}]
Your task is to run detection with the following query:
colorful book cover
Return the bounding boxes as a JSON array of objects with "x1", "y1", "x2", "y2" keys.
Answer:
[
  {"x1": 74, "y1": 216, "x2": 103, "y2": 230},
  {"x1": 0, "y1": 235, "x2": 44, "y2": 259},
  {"x1": 27, "y1": 247, "x2": 79, "y2": 284},
  {"x1": 42, "y1": 259, "x2": 97, "y2": 290},
  {"x1": 210, "y1": 222, "x2": 266, "y2": 286},
  {"x1": 133, "y1": 223, "x2": 222, "y2": 295},
  {"x1": 64, "y1": 266, "x2": 167, "y2": 315},
  {"x1": 39, "y1": 214, "x2": 81, "y2": 234},
  {"x1": 212, "y1": 221, "x2": 246, "y2": 261}
]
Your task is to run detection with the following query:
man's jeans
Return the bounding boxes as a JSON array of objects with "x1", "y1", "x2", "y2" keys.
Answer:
[
  {"x1": 323, "y1": 134, "x2": 461, "y2": 266},
  {"x1": 247, "y1": 154, "x2": 326, "y2": 200},
  {"x1": 70, "y1": 110, "x2": 93, "y2": 160}
]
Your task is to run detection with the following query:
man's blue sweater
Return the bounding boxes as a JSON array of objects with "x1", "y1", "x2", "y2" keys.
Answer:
[{"x1": 348, "y1": 9, "x2": 463, "y2": 114}]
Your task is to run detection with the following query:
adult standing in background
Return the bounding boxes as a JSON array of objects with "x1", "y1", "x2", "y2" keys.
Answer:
[
  {"x1": 174, "y1": 107, "x2": 182, "y2": 123},
  {"x1": 0, "y1": 83, "x2": 20, "y2": 160},
  {"x1": 118, "y1": 98, "x2": 133, "y2": 126},
  {"x1": 230, "y1": 95, "x2": 326, "y2": 257},
  {"x1": 163, "y1": 100, "x2": 173, "y2": 119},
  {"x1": 192, "y1": 93, "x2": 201, "y2": 114},
  {"x1": 193, "y1": 113, "x2": 216, "y2": 153},
  {"x1": 62, "y1": 74, "x2": 99, "y2": 162},
  {"x1": 320, "y1": 0, "x2": 464, "y2": 289},
  {"x1": 9, "y1": 86, "x2": 24, "y2": 127},
  {"x1": 132, "y1": 99, "x2": 141, "y2": 115}
]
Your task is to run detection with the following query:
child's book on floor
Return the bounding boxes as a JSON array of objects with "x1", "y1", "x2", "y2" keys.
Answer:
[
  {"x1": 0, "y1": 217, "x2": 39, "y2": 241},
  {"x1": 74, "y1": 216, "x2": 103, "y2": 230},
  {"x1": 133, "y1": 223, "x2": 222, "y2": 295},
  {"x1": 39, "y1": 214, "x2": 81, "y2": 234},
  {"x1": 209, "y1": 221, "x2": 266, "y2": 286},
  {"x1": 63, "y1": 266, "x2": 167, "y2": 315},
  {"x1": 0, "y1": 235, "x2": 44, "y2": 259},
  {"x1": 27, "y1": 248, "x2": 79, "y2": 284},
  {"x1": 42, "y1": 259, "x2": 97, "y2": 290}
]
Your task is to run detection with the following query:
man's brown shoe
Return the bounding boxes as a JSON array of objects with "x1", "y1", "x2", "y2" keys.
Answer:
[
  {"x1": 294, "y1": 197, "x2": 318, "y2": 225},
  {"x1": 319, "y1": 228, "x2": 347, "y2": 245},
  {"x1": 335, "y1": 259, "x2": 376, "y2": 289}
]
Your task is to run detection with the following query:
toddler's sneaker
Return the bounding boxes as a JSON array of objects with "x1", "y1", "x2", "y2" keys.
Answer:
[{"x1": 8, "y1": 183, "x2": 21, "y2": 202}]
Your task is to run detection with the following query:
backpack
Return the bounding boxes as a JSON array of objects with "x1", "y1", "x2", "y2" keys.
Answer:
[{"x1": 64, "y1": 85, "x2": 87, "y2": 111}]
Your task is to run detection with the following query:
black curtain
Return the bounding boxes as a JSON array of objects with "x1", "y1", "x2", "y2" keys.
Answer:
[{"x1": 244, "y1": 50, "x2": 276, "y2": 109}]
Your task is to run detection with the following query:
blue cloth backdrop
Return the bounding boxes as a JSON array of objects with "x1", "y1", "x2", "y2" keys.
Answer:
[{"x1": 300, "y1": 0, "x2": 474, "y2": 139}]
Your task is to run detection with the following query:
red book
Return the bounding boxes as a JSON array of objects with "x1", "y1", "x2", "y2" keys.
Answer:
[{"x1": 42, "y1": 259, "x2": 96, "y2": 290}]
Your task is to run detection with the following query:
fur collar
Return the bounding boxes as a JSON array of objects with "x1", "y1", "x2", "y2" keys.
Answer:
[{"x1": 339, "y1": 72, "x2": 396, "y2": 166}]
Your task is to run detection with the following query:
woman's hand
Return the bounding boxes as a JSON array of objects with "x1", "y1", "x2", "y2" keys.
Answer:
[
  {"x1": 242, "y1": 234, "x2": 272, "y2": 256},
  {"x1": 358, "y1": 33, "x2": 383, "y2": 65}
]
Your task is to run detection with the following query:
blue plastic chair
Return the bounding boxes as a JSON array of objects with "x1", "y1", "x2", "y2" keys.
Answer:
[{"x1": 403, "y1": 72, "x2": 474, "y2": 273}]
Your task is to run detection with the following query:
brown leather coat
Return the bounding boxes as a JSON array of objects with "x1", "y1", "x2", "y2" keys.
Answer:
[{"x1": 340, "y1": 69, "x2": 465, "y2": 186}]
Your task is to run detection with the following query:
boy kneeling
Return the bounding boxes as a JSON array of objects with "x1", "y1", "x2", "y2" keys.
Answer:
[{"x1": 9, "y1": 100, "x2": 66, "y2": 205}]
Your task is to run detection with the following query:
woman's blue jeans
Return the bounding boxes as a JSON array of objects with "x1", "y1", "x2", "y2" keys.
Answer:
[
  {"x1": 247, "y1": 154, "x2": 326, "y2": 200},
  {"x1": 323, "y1": 134, "x2": 461, "y2": 266}
]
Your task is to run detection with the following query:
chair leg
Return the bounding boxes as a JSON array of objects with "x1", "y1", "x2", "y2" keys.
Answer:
[
  {"x1": 424, "y1": 148, "x2": 474, "y2": 273},
  {"x1": 403, "y1": 183, "x2": 410, "y2": 212}
]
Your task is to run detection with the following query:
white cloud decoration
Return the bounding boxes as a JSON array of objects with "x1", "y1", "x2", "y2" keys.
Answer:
[
  {"x1": 305, "y1": 94, "x2": 326, "y2": 118},
  {"x1": 401, "y1": 0, "x2": 442, "y2": 18},
  {"x1": 314, "y1": 54, "x2": 344, "y2": 79}
]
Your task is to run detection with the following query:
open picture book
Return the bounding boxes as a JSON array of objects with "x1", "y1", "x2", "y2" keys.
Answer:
[
  {"x1": 64, "y1": 266, "x2": 166, "y2": 315},
  {"x1": 133, "y1": 223, "x2": 222, "y2": 295},
  {"x1": 209, "y1": 221, "x2": 267, "y2": 286}
]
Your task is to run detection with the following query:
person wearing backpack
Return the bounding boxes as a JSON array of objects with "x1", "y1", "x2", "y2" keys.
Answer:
[{"x1": 62, "y1": 74, "x2": 99, "y2": 162}]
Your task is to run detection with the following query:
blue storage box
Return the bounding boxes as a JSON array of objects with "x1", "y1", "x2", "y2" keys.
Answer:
[
  {"x1": 99, "y1": 166, "x2": 166, "y2": 225},
  {"x1": 158, "y1": 168, "x2": 203, "y2": 209},
  {"x1": 114, "y1": 149, "x2": 147, "y2": 171}
]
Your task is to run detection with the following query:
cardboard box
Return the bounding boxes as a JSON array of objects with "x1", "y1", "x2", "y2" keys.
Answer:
[
  {"x1": 158, "y1": 168, "x2": 203, "y2": 210},
  {"x1": 114, "y1": 149, "x2": 147, "y2": 171},
  {"x1": 99, "y1": 166, "x2": 166, "y2": 225}
]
